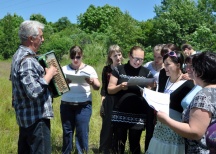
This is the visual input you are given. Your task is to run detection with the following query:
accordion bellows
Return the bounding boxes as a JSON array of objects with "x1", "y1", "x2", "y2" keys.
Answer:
[{"x1": 37, "y1": 51, "x2": 70, "y2": 97}]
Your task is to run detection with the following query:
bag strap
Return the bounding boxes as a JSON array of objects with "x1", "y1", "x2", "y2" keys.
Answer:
[{"x1": 115, "y1": 93, "x2": 137, "y2": 109}]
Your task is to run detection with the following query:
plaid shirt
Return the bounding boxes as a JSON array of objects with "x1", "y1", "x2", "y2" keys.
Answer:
[{"x1": 11, "y1": 45, "x2": 53, "y2": 128}]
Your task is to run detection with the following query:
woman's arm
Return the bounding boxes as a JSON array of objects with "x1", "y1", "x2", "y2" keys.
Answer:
[
  {"x1": 100, "y1": 66, "x2": 108, "y2": 96},
  {"x1": 91, "y1": 78, "x2": 100, "y2": 90},
  {"x1": 100, "y1": 96, "x2": 105, "y2": 117},
  {"x1": 85, "y1": 77, "x2": 100, "y2": 90},
  {"x1": 157, "y1": 108, "x2": 211, "y2": 140},
  {"x1": 108, "y1": 75, "x2": 127, "y2": 94}
]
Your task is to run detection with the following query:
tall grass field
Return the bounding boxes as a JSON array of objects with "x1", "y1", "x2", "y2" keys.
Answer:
[{"x1": 0, "y1": 59, "x2": 147, "y2": 154}]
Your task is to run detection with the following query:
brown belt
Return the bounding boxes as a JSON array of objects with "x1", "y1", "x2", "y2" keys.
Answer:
[{"x1": 61, "y1": 100, "x2": 91, "y2": 106}]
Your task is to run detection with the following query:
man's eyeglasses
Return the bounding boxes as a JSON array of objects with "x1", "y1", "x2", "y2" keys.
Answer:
[
  {"x1": 165, "y1": 51, "x2": 177, "y2": 57},
  {"x1": 71, "y1": 56, "x2": 81, "y2": 60},
  {"x1": 130, "y1": 54, "x2": 144, "y2": 62}
]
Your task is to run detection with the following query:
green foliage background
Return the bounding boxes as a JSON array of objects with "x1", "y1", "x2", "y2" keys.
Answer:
[
  {"x1": 1, "y1": 0, "x2": 216, "y2": 153},
  {"x1": 1, "y1": 0, "x2": 216, "y2": 63}
]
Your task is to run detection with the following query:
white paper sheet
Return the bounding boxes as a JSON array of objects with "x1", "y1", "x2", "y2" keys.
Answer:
[
  {"x1": 127, "y1": 77, "x2": 155, "y2": 86},
  {"x1": 65, "y1": 71, "x2": 90, "y2": 84},
  {"x1": 142, "y1": 87, "x2": 170, "y2": 115}
]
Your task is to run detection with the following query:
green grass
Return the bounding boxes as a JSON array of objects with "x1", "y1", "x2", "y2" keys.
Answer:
[{"x1": 0, "y1": 60, "x2": 146, "y2": 154}]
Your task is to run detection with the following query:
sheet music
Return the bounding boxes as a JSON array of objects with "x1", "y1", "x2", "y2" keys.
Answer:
[
  {"x1": 127, "y1": 77, "x2": 154, "y2": 86},
  {"x1": 65, "y1": 71, "x2": 90, "y2": 84},
  {"x1": 142, "y1": 87, "x2": 170, "y2": 115}
]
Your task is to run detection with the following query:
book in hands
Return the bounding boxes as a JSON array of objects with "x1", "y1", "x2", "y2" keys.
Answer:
[
  {"x1": 142, "y1": 87, "x2": 170, "y2": 115},
  {"x1": 127, "y1": 77, "x2": 154, "y2": 86},
  {"x1": 65, "y1": 71, "x2": 90, "y2": 84}
]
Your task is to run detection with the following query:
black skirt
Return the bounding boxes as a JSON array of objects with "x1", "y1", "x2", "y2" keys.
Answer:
[{"x1": 111, "y1": 93, "x2": 148, "y2": 130}]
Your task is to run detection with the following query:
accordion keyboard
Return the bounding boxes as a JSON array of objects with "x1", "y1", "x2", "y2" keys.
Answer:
[
  {"x1": 37, "y1": 51, "x2": 70, "y2": 97},
  {"x1": 47, "y1": 59, "x2": 69, "y2": 93}
]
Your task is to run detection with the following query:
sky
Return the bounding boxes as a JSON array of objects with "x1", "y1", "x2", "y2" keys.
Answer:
[{"x1": 0, "y1": 0, "x2": 162, "y2": 23}]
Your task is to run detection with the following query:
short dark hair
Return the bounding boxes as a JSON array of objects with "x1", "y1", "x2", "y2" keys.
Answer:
[
  {"x1": 185, "y1": 53, "x2": 201, "y2": 64},
  {"x1": 181, "y1": 44, "x2": 193, "y2": 51},
  {"x1": 192, "y1": 51, "x2": 216, "y2": 84},
  {"x1": 161, "y1": 43, "x2": 179, "y2": 57},
  {"x1": 129, "y1": 46, "x2": 144, "y2": 55},
  {"x1": 69, "y1": 45, "x2": 83, "y2": 59}
]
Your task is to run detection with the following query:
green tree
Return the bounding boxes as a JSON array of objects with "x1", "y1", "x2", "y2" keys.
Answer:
[
  {"x1": 30, "y1": 14, "x2": 47, "y2": 24},
  {"x1": 184, "y1": 24, "x2": 216, "y2": 51},
  {"x1": 106, "y1": 12, "x2": 143, "y2": 55},
  {"x1": 152, "y1": 0, "x2": 216, "y2": 49},
  {"x1": 197, "y1": 0, "x2": 216, "y2": 33},
  {"x1": 139, "y1": 20, "x2": 155, "y2": 47},
  {"x1": 0, "y1": 13, "x2": 23, "y2": 59},
  {"x1": 53, "y1": 17, "x2": 72, "y2": 32},
  {"x1": 77, "y1": 4, "x2": 123, "y2": 33}
]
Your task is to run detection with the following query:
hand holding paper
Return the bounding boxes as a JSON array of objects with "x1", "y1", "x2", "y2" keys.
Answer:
[
  {"x1": 65, "y1": 71, "x2": 90, "y2": 84},
  {"x1": 142, "y1": 87, "x2": 170, "y2": 115},
  {"x1": 156, "y1": 110, "x2": 171, "y2": 124}
]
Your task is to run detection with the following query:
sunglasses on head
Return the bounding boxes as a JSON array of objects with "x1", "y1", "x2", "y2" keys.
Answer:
[
  {"x1": 165, "y1": 51, "x2": 177, "y2": 57},
  {"x1": 71, "y1": 56, "x2": 81, "y2": 60}
]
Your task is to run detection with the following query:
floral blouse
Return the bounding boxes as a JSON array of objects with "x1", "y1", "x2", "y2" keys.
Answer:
[{"x1": 182, "y1": 88, "x2": 216, "y2": 153}]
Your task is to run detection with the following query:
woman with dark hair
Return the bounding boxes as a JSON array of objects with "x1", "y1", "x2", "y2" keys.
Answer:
[
  {"x1": 181, "y1": 54, "x2": 202, "y2": 110},
  {"x1": 156, "y1": 51, "x2": 216, "y2": 153},
  {"x1": 108, "y1": 46, "x2": 155, "y2": 154},
  {"x1": 158, "y1": 43, "x2": 179, "y2": 93},
  {"x1": 60, "y1": 45, "x2": 100, "y2": 154},
  {"x1": 146, "y1": 51, "x2": 194, "y2": 154},
  {"x1": 160, "y1": 43, "x2": 179, "y2": 57}
]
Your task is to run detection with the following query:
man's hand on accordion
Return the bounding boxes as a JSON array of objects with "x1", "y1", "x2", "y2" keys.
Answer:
[{"x1": 44, "y1": 65, "x2": 58, "y2": 84}]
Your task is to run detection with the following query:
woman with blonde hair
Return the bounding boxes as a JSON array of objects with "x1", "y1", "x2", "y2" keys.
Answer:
[{"x1": 99, "y1": 45, "x2": 123, "y2": 154}]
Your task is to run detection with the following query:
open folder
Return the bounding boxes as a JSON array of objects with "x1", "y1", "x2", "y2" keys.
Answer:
[
  {"x1": 127, "y1": 77, "x2": 154, "y2": 86},
  {"x1": 65, "y1": 71, "x2": 90, "y2": 84},
  {"x1": 142, "y1": 87, "x2": 170, "y2": 115}
]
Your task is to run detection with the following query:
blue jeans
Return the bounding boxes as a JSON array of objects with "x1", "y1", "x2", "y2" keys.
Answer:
[
  {"x1": 18, "y1": 118, "x2": 51, "y2": 154},
  {"x1": 60, "y1": 102, "x2": 92, "y2": 154}
]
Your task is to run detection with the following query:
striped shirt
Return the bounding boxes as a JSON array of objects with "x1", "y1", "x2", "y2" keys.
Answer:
[{"x1": 11, "y1": 45, "x2": 53, "y2": 128}]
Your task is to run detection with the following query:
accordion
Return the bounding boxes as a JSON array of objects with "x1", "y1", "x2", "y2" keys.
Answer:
[{"x1": 37, "y1": 51, "x2": 70, "y2": 97}]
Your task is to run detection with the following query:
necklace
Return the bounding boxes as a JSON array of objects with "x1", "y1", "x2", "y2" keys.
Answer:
[
  {"x1": 69, "y1": 63, "x2": 86, "y2": 74},
  {"x1": 165, "y1": 74, "x2": 182, "y2": 92},
  {"x1": 111, "y1": 64, "x2": 116, "y2": 70},
  {"x1": 111, "y1": 63, "x2": 121, "y2": 70}
]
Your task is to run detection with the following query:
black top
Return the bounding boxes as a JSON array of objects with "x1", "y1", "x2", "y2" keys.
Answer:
[
  {"x1": 100, "y1": 65, "x2": 112, "y2": 96},
  {"x1": 170, "y1": 80, "x2": 194, "y2": 112},
  {"x1": 158, "y1": 68, "x2": 169, "y2": 93},
  {"x1": 112, "y1": 61, "x2": 153, "y2": 98},
  {"x1": 158, "y1": 69, "x2": 195, "y2": 113},
  {"x1": 111, "y1": 61, "x2": 154, "y2": 151}
]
